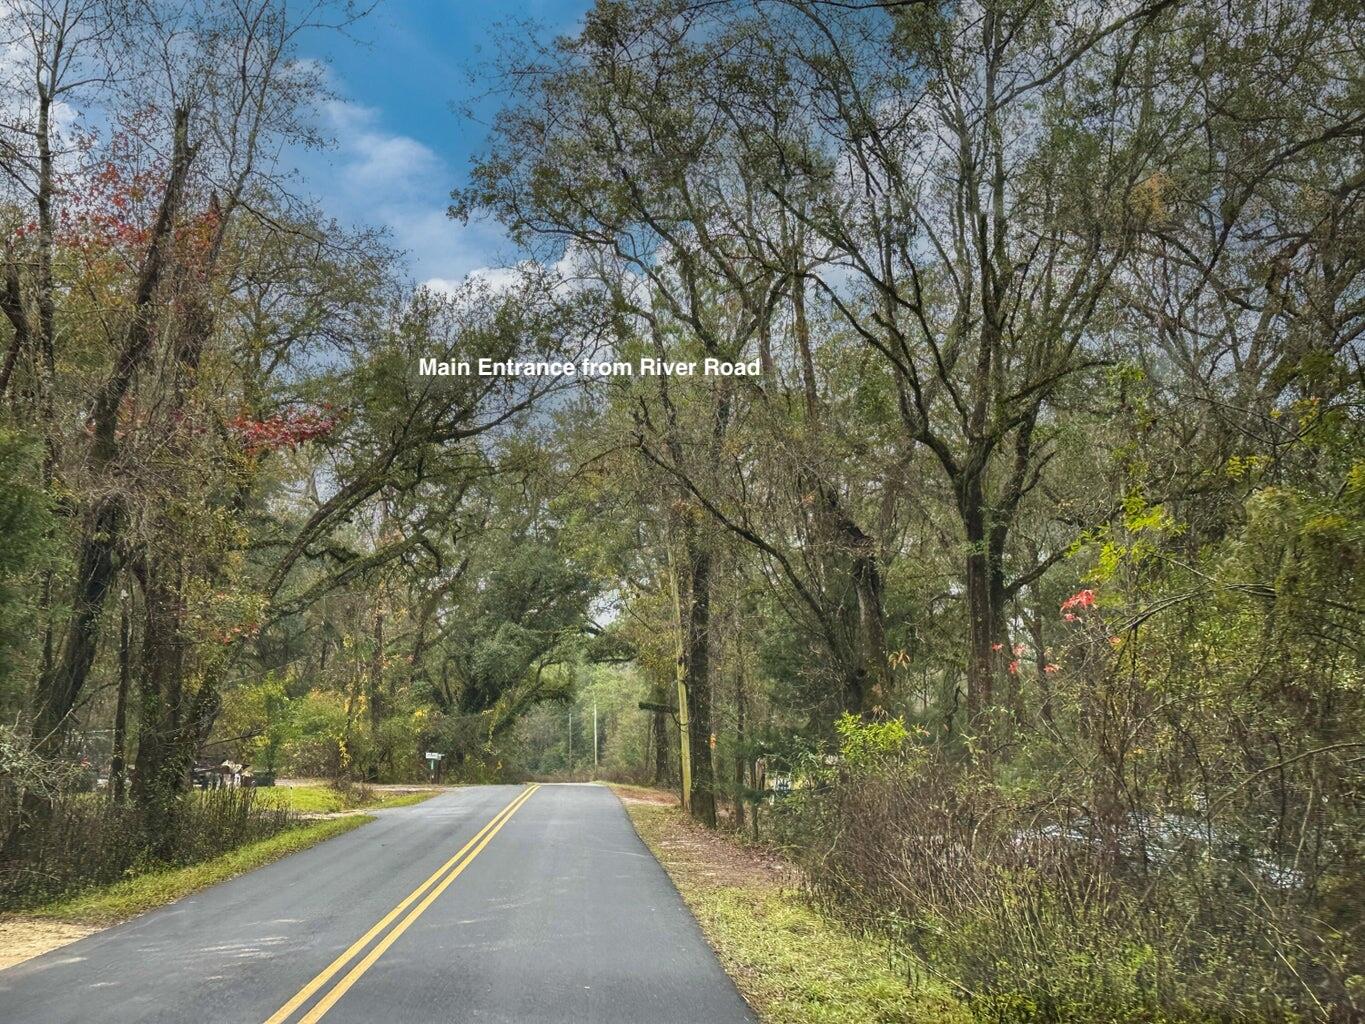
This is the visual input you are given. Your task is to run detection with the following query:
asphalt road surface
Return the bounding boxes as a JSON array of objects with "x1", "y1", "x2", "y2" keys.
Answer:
[{"x1": 0, "y1": 784, "x2": 757, "y2": 1024}]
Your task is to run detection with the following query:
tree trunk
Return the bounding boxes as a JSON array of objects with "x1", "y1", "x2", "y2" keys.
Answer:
[
  {"x1": 651, "y1": 681, "x2": 671, "y2": 785},
  {"x1": 110, "y1": 586, "x2": 132, "y2": 802},
  {"x1": 33, "y1": 86, "x2": 59, "y2": 478},
  {"x1": 29, "y1": 106, "x2": 194, "y2": 756},
  {"x1": 368, "y1": 601, "x2": 386, "y2": 781},
  {"x1": 133, "y1": 567, "x2": 193, "y2": 854},
  {"x1": 685, "y1": 540, "x2": 716, "y2": 827},
  {"x1": 733, "y1": 646, "x2": 747, "y2": 830},
  {"x1": 847, "y1": 521, "x2": 891, "y2": 714},
  {"x1": 0, "y1": 266, "x2": 28, "y2": 401},
  {"x1": 793, "y1": 269, "x2": 893, "y2": 715},
  {"x1": 961, "y1": 478, "x2": 995, "y2": 726},
  {"x1": 30, "y1": 496, "x2": 121, "y2": 755}
]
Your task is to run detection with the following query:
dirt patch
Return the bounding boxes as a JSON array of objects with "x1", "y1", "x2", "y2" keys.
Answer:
[
  {"x1": 655, "y1": 814, "x2": 794, "y2": 889},
  {"x1": 0, "y1": 917, "x2": 99, "y2": 971},
  {"x1": 609, "y1": 783, "x2": 681, "y2": 806},
  {"x1": 611, "y1": 787, "x2": 794, "y2": 890}
]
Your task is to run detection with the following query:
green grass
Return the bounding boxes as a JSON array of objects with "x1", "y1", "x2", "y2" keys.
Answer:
[
  {"x1": 259, "y1": 785, "x2": 438, "y2": 814},
  {"x1": 623, "y1": 800, "x2": 970, "y2": 1024},
  {"x1": 373, "y1": 790, "x2": 441, "y2": 809},
  {"x1": 24, "y1": 816, "x2": 371, "y2": 926},
  {"x1": 258, "y1": 785, "x2": 352, "y2": 813}
]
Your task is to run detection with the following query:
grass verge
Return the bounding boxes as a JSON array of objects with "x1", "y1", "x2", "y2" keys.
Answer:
[
  {"x1": 617, "y1": 791, "x2": 970, "y2": 1024},
  {"x1": 372, "y1": 790, "x2": 440, "y2": 809},
  {"x1": 21, "y1": 815, "x2": 371, "y2": 926},
  {"x1": 259, "y1": 785, "x2": 439, "y2": 814}
]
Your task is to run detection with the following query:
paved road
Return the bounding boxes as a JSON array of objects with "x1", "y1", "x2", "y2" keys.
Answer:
[{"x1": 0, "y1": 785, "x2": 756, "y2": 1024}]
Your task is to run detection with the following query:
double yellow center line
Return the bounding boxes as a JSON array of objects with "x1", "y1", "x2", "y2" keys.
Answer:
[{"x1": 264, "y1": 784, "x2": 540, "y2": 1024}]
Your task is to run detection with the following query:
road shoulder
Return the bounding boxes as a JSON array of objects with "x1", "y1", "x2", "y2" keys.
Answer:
[{"x1": 613, "y1": 786, "x2": 971, "y2": 1024}]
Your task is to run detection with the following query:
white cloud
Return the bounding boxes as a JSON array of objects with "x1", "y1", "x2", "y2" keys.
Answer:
[
  {"x1": 422, "y1": 244, "x2": 613, "y2": 303},
  {"x1": 322, "y1": 100, "x2": 441, "y2": 196},
  {"x1": 423, "y1": 265, "x2": 522, "y2": 297},
  {"x1": 419, "y1": 277, "x2": 463, "y2": 297},
  {"x1": 347, "y1": 132, "x2": 439, "y2": 189},
  {"x1": 299, "y1": 94, "x2": 508, "y2": 287}
]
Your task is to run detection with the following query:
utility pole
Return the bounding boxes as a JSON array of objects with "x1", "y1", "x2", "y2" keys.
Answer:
[
  {"x1": 567, "y1": 708, "x2": 573, "y2": 778},
  {"x1": 667, "y1": 545, "x2": 692, "y2": 812},
  {"x1": 592, "y1": 702, "x2": 599, "y2": 775}
]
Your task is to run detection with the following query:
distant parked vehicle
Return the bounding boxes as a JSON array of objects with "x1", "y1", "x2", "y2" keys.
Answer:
[{"x1": 191, "y1": 760, "x2": 256, "y2": 789}]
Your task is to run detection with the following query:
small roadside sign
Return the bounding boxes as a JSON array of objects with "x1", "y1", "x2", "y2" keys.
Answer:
[{"x1": 424, "y1": 751, "x2": 444, "y2": 782}]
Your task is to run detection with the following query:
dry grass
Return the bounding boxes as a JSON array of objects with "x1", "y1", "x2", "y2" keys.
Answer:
[{"x1": 609, "y1": 782, "x2": 683, "y2": 806}]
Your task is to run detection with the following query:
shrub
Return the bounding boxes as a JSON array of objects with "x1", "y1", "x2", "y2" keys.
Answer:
[
  {"x1": 0, "y1": 785, "x2": 297, "y2": 910},
  {"x1": 834, "y1": 712, "x2": 911, "y2": 775},
  {"x1": 779, "y1": 757, "x2": 1359, "y2": 1023}
]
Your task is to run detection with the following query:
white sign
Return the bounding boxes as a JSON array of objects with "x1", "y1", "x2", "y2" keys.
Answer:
[{"x1": 424, "y1": 752, "x2": 444, "y2": 760}]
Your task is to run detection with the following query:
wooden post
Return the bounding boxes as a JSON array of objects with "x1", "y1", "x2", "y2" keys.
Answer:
[{"x1": 667, "y1": 545, "x2": 692, "y2": 813}]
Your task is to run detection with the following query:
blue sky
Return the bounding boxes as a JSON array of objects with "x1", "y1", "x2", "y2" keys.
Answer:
[{"x1": 294, "y1": 0, "x2": 590, "y2": 291}]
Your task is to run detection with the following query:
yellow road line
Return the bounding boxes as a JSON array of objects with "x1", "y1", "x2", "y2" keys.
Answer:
[
  {"x1": 297, "y1": 782, "x2": 538, "y2": 1022},
  {"x1": 263, "y1": 784, "x2": 539, "y2": 1024}
]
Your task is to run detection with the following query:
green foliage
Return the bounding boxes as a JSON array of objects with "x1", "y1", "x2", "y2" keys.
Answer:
[
  {"x1": 505, "y1": 664, "x2": 652, "y2": 780},
  {"x1": 834, "y1": 714, "x2": 911, "y2": 775},
  {"x1": 1, "y1": 2, "x2": 1361, "y2": 1020},
  {"x1": 215, "y1": 675, "x2": 295, "y2": 773},
  {"x1": 445, "y1": 541, "x2": 594, "y2": 715},
  {"x1": 0, "y1": 427, "x2": 54, "y2": 701},
  {"x1": 286, "y1": 691, "x2": 355, "y2": 777}
]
